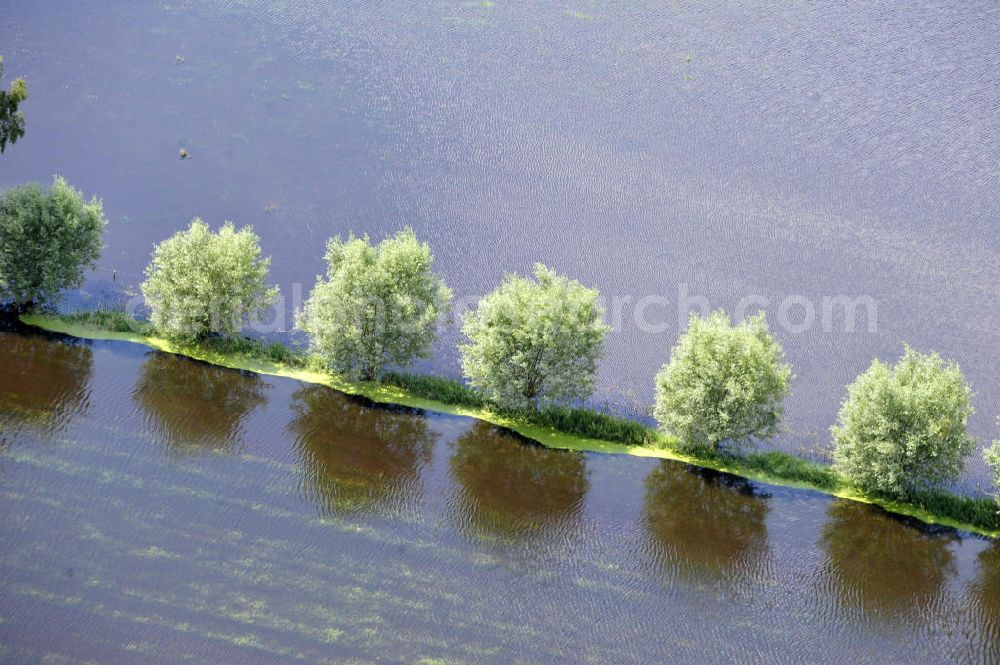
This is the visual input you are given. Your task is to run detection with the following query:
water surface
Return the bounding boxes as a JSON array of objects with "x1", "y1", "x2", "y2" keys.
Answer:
[
  {"x1": 0, "y1": 0, "x2": 997, "y2": 475},
  {"x1": 1, "y1": 328, "x2": 998, "y2": 664},
  {"x1": 1, "y1": 4, "x2": 999, "y2": 659}
]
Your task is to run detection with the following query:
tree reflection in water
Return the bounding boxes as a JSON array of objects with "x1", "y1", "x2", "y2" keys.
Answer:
[
  {"x1": 289, "y1": 385, "x2": 435, "y2": 517},
  {"x1": 969, "y1": 541, "x2": 1000, "y2": 650},
  {"x1": 819, "y1": 500, "x2": 957, "y2": 618},
  {"x1": 643, "y1": 461, "x2": 770, "y2": 583},
  {"x1": 0, "y1": 329, "x2": 92, "y2": 436},
  {"x1": 132, "y1": 352, "x2": 266, "y2": 453},
  {"x1": 449, "y1": 421, "x2": 588, "y2": 545}
]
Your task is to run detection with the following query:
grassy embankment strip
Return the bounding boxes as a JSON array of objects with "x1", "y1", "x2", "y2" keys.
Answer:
[{"x1": 20, "y1": 312, "x2": 1000, "y2": 538}]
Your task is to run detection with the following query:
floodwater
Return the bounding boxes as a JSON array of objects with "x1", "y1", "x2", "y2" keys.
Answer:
[
  {"x1": 2, "y1": 326, "x2": 1000, "y2": 664},
  {"x1": 1, "y1": 1, "x2": 1000, "y2": 662},
  {"x1": 0, "y1": 0, "x2": 997, "y2": 470}
]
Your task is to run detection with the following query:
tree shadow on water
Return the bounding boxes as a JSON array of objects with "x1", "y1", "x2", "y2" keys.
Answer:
[
  {"x1": 288, "y1": 385, "x2": 436, "y2": 518},
  {"x1": 132, "y1": 352, "x2": 267, "y2": 454},
  {"x1": 967, "y1": 540, "x2": 1000, "y2": 654},
  {"x1": 0, "y1": 326, "x2": 93, "y2": 438},
  {"x1": 818, "y1": 499, "x2": 958, "y2": 620},
  {"x1": 642, "y1": 461, "x2": 771, "y2": 585},
  {"x1": 448, "y1": 421, "x2": 589, "y2": 549}
]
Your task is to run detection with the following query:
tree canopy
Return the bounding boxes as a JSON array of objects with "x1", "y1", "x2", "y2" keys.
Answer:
[
  {"x1": 653, "y1": 310, "x2": 792, "y2": 451},
  {"x1": 460, "y1": 263, "x2": 609, "y2": 408},
  {"x1": 832, "y1": 346, "x2": 975, "y2": 498},
  {"x1": 141, "y1": 219, "x2": 278, "y2": 339},
  {"x1": 984, "y1": 419, "x2": 1000, "y2": 506},
  {"x1": 298, "y1": 227, "x2": 452, "y2": 380},
  {"x1": 0, "y1": 56, "x2": 28, "y2": 153},
  {"x1": 0, "y1": 177, "x2": 106, "y2": 310}
]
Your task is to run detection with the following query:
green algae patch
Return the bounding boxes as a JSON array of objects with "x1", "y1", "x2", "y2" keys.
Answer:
[{"x1": 19, "y1": 313, "x2": 1000, "y2": 539}]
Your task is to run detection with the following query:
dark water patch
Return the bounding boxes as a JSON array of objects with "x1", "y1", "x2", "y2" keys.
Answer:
[
  {"x1": 0, "y1": 330, "x2": 93, "y2": 438},
  {"x1": 289, "y1": 384, "x2": 435, "y2": 517},
  {"x1": 642, "y1": 462, "x2": 771, "y2": 585},
  {"x1": 133, "y1": 351, "x2": 269, "y2": 454},
  {"x1": 448, "y1": 421, "x2": 589, "y2": 547},
  {"x1": 972, "y1": 544, "x2": 1000, "y2": 648}
]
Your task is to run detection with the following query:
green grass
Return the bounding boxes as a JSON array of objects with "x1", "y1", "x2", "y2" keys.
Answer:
[
  {"x1": 662, "y1": 442, "x2": 840, "y2": 491},
  {"x1": 741, "y1": 450, "x2": 841, "y2": 490},
  {"x1": 63, "y1": 309, "x2": 152, "y2": 335},
  {"x1": 193, "y1": 334, "x2": 313, "y2": 368},
  {"x1": 61, "y1": 310, "x2": 316, "y2": 368},
  {"x1": 511, "y1": 403, "x2": 654, "y2": 447},
  {"x1": 19, "y1": 310, "x2": 1000, "y2": 538},
  {"x1": 878, "y1": 488, "x2": 1000, "y2": 532},
  {"x1": 381, "y1": 372, "x2": 485, "y2": 409},
  {"x1": 381, "y1": 372, "x2": 654, "y2": 447}
]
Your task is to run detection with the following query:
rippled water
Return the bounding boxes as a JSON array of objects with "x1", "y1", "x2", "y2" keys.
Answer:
[
  {"x1": 2, "y1": 327, "x2": 1000, "y2": 663},
  {"x1": 0, "y1": 0, "x2": 997, "y2": 474},
  {"x1": 1, "y1": 2, "x2": 999, "y2": 661}
]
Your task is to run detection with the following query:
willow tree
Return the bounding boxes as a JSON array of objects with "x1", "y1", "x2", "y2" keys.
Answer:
[
  {"x1": 141, "y1": 219, "x2": 278, "y2": 340},
  {"x1": 0, "y1": 56, "x2": 28, "y2": 153},
  {"x1": 832, "y1": 347, "x2": 975, "y2": 498},
  {"x1": 0, "y1": 177, "x2": 106, "y2": 310},
  {"x1": 654, "y1": 310, "x2": 792, "y2": 451},
  {"x1": 984, "y1": 419, "x2": 1000, "y2": 506},
  {"x1": 298, "y1": 228, "x2": 452, "y2": 381},
  {"x1": 460, "y1": 263, "x2": 609, "y2": 408}
]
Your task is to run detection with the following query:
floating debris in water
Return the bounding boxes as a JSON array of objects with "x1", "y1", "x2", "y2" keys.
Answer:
[
  {"x1": 175, "y1": 55, "x2": 184, "y2": 65},
  {"x1": 686, "y1": 54, "x2": 692, "y2": 63},
  {"x1": 179, "y1": 148, "x2": 190, "y2": 159}
]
